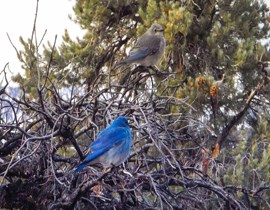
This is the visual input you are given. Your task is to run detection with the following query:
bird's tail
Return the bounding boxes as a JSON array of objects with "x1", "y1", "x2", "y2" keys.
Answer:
[{"x1": 73, "y1": 162, "x2": 87, "y2": 174}]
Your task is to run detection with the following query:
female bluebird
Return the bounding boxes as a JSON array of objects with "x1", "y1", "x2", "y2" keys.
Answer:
[
  {"x1": 115, "y1": 23, "x2": 166, "y2": 68},
  {"x1": 73, "y1": 116, "x2": 132, "y2": 173}
]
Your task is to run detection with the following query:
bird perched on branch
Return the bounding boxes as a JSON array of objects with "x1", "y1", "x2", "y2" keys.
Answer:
[
  {"x1": 73, "y1": 116, "x2": 132, "y2": 173},
  {"x1": 115, "y1": 23, "x2": 166, "y2": 68}
]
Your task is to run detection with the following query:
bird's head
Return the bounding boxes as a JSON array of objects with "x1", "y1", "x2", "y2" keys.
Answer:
[
  {"x1": 148, "y1": 23, "x2": 164, "y2": 36},
  {"x1": 111, "y1": 116, "x2": 129, "y2": 128}
]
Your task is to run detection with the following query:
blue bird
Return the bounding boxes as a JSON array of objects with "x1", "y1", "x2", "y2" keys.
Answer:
[{"x1": 73, "y1": 116, "x2": 132, "y2": 173}]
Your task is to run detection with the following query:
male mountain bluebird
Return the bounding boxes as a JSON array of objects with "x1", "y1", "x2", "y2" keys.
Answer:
[
  {"x1": 115, "y1": 23, "x2": 166, "y2": 68},
  {"x1": 73, "y1": 116, "x2": 132, "y2": 173}
]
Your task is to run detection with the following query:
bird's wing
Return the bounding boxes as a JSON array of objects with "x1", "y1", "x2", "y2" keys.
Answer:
[
  {"x1": 125, "y1": 35, "x2": 162, "y2": 63},
  {"x1": 73, "y1": 145, "x2": 111, "y2": 173},
  {"x1": 80, "y1": 127, "x2": 129, "y2": 165},
  {"x1": 90, "y1": 127, "x2": 130, "y2": 152},
  {"x1": 83, "y1": 144, "x2": 112, "y2": 163}
]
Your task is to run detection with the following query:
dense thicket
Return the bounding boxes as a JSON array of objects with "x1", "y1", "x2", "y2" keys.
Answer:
[{"x1": 1, "y1": 0, "x2": 270, "y2": 209}]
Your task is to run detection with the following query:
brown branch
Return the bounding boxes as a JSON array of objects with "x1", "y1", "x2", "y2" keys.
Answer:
[
  {"x1": 48, "y1": 171, "x2": 110, "y2": 210},
  {"x1": 0, "y1": 63, "x2": 9, "y2": 95},
  {"x1": 217, "y1": 78, "x2": 267, "y2": 149}
]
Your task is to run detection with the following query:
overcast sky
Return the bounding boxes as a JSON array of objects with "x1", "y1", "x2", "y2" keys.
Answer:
[
  {"x1": 0, "y1": 0, "x2": 83, "y2": 83},
  {"x1": 0, "y1": 0, "x2": 270, "y2": 85}
]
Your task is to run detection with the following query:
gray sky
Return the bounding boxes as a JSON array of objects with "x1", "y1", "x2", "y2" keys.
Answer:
[{"x1": 0, "y1": 0, "x2": 83, "y2": 83}]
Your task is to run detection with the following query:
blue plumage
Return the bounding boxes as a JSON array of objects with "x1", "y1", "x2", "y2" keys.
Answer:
[{"x1": 73, "y1": 116, "x2": 132, "y2": 173}]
